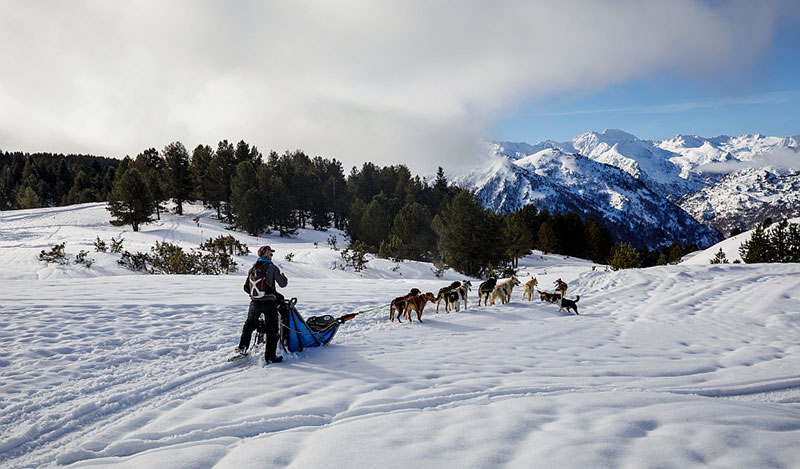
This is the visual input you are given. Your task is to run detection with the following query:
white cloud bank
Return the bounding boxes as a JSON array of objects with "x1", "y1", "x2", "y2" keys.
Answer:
[
  {"x1": 0, "y1": 0, "x2": 793, "y2": 173},
  {"x1": 699, "y1": 146, "x2": 800, "y2": 173}
]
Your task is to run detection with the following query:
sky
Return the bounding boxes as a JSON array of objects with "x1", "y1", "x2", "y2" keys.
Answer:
[{"x1": 1, "y1": 0, "x2": 799, "y2": 174}]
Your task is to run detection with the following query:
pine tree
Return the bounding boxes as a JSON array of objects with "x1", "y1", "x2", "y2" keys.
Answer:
[
  {"x1": 740, "y1": 221, "x2": 800, "y2": 263},
  {"x1": 557, "y1": 212, "x2": 585, "y2": 258},
  {"x1": 709, "y1": 247, "x2": 729, "y2": 264},
  {"x1": 537, "y1": 221, "x2": 559, "y2": 254},
  {"x1": 584, "y1": 217, "x2": 614, "y2": 264},
  {"x1": 134, "y1": 148, "x2": 167, "y2": 219},
  {"x1": 389, "y1": 202, "x2": 436, "y2": 261},
  {"x1": 230, "y1": 161, "x2": 268, "y2": 236},
  {"x1": 190, "y1": 144, "x2": 214, "y2": 205},
  {"x1": 54, "y1": 159, "x2": 72, "y2": 205},
  {"x1": 431, "y1": 166, "x2": 449, "y2": 213},
  {"x1": 739, "y1": 224, "x2": 770, "y2": 263},
  {"x1": 609, "y1": 242, "x2": 641, "y2": 270},
  {"x1": 359, "y1": 194, "x2": 393, "y2": 250},
  {"x1": 433, "y1": 190, "x2": 503, "y2": 277},
  {"x1": 0, "y1": 165, "x2": 13, "y2": 209},
  {"x1": 234, "y1": 140, "x2": 262, "y2": 166},
  {"x1": 267, "y1": 175, "x2": 298, "y2": 236},
  {"x1": 63, "y1": 170, "x2": 95, "y2": 205},
  {"x1": 163, "y1": 142, "x2": 193, "y2": 215},
  {"x1": 503, "y1": 211, "x2": 532, "y2": 268},
  {"x1": 316, "y1": 157, "x2": 346, "y2": 229},
  {"x1": 16, "y1": 186, "x2": 42, "y2": 209},
  {"x1": 667, "y1": 243, "x2": 685, "y2": 264},
  {"x1": 209, "y1": 140, "x2": 235, "y2": 221},
  {"x1": 107, "y1": 167, "x2": 155, "y2": 232},
  {"x1": 346, "y1": 198, "x2": 367, "y2": 241},
  {"x1": 787, "y1": 223, "x2": 800, "y2": 262}
]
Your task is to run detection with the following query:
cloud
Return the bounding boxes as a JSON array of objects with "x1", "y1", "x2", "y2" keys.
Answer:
[
  {"x1": 698, "y1": 146, "x2": 800, "y2": 173},
  {"x1": 0, "y1": 0, "x2": 791, "y2": 174}
]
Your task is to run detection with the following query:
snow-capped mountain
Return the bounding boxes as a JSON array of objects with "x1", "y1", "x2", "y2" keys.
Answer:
[
  {"x1": 679, "y1": 168, "x2": 800, "y2": 236},
  {"x1": 571, "y1": 129, "x2": 708, "y2": 202},
  {"x1": 452, "y1": 147, "x2": 721, "y2": 249},
  {"x1": 466, "y1": 129, "x2": 800, "y2": 247}
]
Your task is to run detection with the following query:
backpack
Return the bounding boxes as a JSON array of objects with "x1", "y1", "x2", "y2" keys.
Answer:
[{"x1": 248, "y1": 263, "x2": 276, "y2": 299}]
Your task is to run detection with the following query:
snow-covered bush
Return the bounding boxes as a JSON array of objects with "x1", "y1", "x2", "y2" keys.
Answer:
[
  {"x1": 199, "y1": 234, "x2": 249, "y2": 256},
  {"x1": 39, "y1": 242, "x2": 69, "y2": 265},
  {"x1": 75, "y1": 250, "x2": 94, "y2": 268}
]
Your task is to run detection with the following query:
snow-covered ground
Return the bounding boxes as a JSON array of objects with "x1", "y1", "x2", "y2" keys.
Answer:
[{"x1": 1, "y1": 203, "x2": 799, "y2": 468}]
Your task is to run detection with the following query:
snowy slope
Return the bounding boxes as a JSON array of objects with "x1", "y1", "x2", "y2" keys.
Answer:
[
  {"x1": 681, "y1": 216, "x2": 800, "y2": 265},
  {"x1": 1, "y1": 203, "x2": 800, "y2": 469}
]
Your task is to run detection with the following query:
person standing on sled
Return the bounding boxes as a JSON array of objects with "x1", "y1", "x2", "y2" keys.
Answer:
[{"x1": 237, "y1": 245, "x2": 288, "y2": 364}]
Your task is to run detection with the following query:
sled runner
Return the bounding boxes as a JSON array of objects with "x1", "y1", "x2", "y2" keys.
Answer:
[{"x1": 280, "y1": 298, "x2": 357, "y2": 353}]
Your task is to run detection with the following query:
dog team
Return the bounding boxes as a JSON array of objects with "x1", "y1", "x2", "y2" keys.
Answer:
[{"x1": 390, "y1": 275, "x2": 579, "y2": 322}]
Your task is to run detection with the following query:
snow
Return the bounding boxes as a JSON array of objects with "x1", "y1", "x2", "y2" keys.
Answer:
[{"x1": 2, "y1": 203, "x2": 800, "y2": 468}]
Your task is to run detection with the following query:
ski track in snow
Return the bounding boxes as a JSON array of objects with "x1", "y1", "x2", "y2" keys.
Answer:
[{"x1": 2, "y1": 203, "x2": 800, "y2": 468}]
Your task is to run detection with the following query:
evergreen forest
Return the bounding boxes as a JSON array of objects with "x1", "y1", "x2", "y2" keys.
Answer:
[{"x1": 2, "y1": 142, "x2": 704, "y2": 276}]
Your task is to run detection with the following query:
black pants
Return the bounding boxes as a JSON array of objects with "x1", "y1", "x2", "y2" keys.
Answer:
[{"x1": 238, "y1": 299, "x2": 281, "y2": 359}]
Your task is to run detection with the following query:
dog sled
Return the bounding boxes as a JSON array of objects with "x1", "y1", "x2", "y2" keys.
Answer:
[{"x1": 280, "y1": 298, "x2": 358, "y2": 353}]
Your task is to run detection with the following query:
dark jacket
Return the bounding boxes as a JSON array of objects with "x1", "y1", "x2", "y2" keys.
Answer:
[{"x1": 243, "y1": 259, "x2": 288, "y2": 300}]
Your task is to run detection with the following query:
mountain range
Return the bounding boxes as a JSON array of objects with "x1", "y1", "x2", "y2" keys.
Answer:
[{"x1": 453, "y1": 129, "x2": 800, "y2": 249}]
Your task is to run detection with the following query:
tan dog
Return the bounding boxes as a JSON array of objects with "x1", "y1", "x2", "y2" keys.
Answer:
[
  {"x1": 489, "y1": 275, "x2": 520, "y2": 305},
  {"x1": 521, "y1": 277, "x2": 538, "y2": 301},
  {"x1": 404, "y1": 292, "x2": 436, "y2": 322},
  {"x1": 489, "y1": 284, "x2": 507, "y2": 306}
]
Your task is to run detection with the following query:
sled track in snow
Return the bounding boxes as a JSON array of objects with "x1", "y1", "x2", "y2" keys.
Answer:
[
  {"x1": 0, "y1": 304, "x2": 250, "y2": 468},
  {"x1": 1, "y1": 353, "x2": 256, "y2": 468},
  {"x1": 46, "y1": 384, "x2": 614, "y2": 463},
  {"x1": 47, "y1": 378, "x2": 800, "y2": 465}
]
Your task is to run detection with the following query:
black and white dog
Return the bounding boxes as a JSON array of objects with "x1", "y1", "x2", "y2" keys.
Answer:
[
  {"x1": 557, "y1": 295, "x2": 580, "y2": 315},
  {"x1": 445, "y1": 280, "x2": 472, "y2": 312}
]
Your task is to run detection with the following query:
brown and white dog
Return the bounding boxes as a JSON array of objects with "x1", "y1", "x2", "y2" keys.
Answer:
[
  {"x1": 521, "y1": 277, "x2": 538, "y2": 301},
  {"x1": 557, "y1": 295, "x2": 580, "y2": 315},
  {"x1": 404, "y1": 292, "x2": 436, "y2": 322},
  {"x1": 390, "y1": 288, "x2": 422, "y2": 322},
  {"x1": 489, "y1": 275, "x2": 520, "y2": 306}
]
